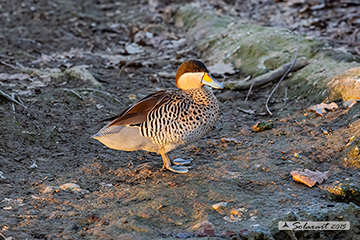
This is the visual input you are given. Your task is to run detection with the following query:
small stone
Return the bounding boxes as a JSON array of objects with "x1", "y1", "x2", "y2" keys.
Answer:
[
  {"x1": 59, "y1": 183, "x2": 89, "y2": 194},
  {"x1": 128, "y1": 94, "x2": 137, "y2": 100},
  {"x1": 60, "y1": 183, "x2": 81, "y2": 191},
  {"x1": 212, "y1": 202, "x2": 228, "y2": 215},
  {"x1": 42, "y1": 186, "x2": 54, "y2": 194}
]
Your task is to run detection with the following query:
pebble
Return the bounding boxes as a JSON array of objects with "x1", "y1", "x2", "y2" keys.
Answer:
[
  {"x1": 42, "y1": 186, "x2": 54, "y2": 194},
  {"x1": 59, "y1": 183, "x2": 89, "y2": 194},
  {"x1": 212, "y1": 202, "x2": 229, "y2": 215}
]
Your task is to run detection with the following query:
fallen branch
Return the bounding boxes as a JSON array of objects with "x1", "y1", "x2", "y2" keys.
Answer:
[
  {"x1": 223, "y1": 57, "x2": 308, "y2": 91},
  {"x1": 266, "y1": 33, "x2": 301, "y2": 116},
  {"x1": 0, "y1": 60, "x2": 19, "y2": 69}
]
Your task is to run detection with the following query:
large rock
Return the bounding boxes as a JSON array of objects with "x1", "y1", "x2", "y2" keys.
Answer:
[{"x1": 328, "y1": 67, "x2": 360, "y2": 101}]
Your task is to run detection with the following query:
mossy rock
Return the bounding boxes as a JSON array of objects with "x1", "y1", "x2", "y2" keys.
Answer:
[
  {"x1": 327, "y1": 182, "x2": 360, "y2": 206},
  {"x1": 175, "y1": 4, "x2": 360, "y2": 103},
  {"x1": 290, "y1": 52, "x2": 360, "y2": 102},
  {"x1": 343, "y1": 143, "x2": 360, "y2": 169},
  {"x1": 339, "y1": 118, "x2": 360, "y2": 169},
  {"x1": 328, "y1": 67, "x2": 360, "y2": 101}
]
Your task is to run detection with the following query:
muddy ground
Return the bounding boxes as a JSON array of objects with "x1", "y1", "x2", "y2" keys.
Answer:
[{"x1": 0, "y1": 0, "x2": 360, "y2": 239}]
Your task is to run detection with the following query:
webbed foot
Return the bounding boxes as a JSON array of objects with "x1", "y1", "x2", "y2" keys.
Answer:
[
  {"x1": 172, "y1": 158, "x2": 193, "y2": 165},
  {"x1": 160, "y1": 151, "x2": 192, "y2": 174},
  {"x1": 163, "y1": 164, "x2": 191, "y2": 173}
]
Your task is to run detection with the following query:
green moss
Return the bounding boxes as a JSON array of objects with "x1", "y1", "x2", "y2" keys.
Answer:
[
  {"x1": 328, "y1": 182, "x2": 360, "y2": 206},
  {"x1": 342, "y1": 145, "x2": 360, "y2": 168},
  {"x1": 323, "y1": 50, "x2": 360, "y2": 63},
  {"x1": 263, "y1": 56, "x2": 286, "y2": 69},
  {"x1": 288, "y1": 52, "x2": 360, "y2": 103}
]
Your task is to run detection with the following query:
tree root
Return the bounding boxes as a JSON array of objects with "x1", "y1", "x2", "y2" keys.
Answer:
[{"x1": 223, "y1": 57, "x2": 308, "y2": 91}]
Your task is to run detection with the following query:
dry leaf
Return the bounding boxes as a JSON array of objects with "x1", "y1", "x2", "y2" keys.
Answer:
[
  {"x1": 309, "y1": 102, "x2": 338, "y2": 116},
  {"x1": 208, "y1": 62, "x2": 235, "y2": 75},
  {"x1": 212, "y1": 202, "x2": 227, "y2": 210},
  {"x1": 0, "y1": 73, "x2": 30, "y2": 81},
  {"x1": 224, "y1": 215, "x2": 242, "y2": 223},
  {"x1": 237, "y1": 107, "x2": 255, "y2": 114},
  {"x1": 161, "y1": 38, "x2": 186, "y2": 49},
  {"x1": 291, "y1": 169, "x2": 330, "y2": 187},
  {"x1": 128, "y1": 94, "x2": 137, "y2": 100},
  {"x1": 124, "y1": 43, "x2": 143, "y2": 54},
  {"x1": 60, "y1": 183, "x2": 81, "y2": 190},
  {"x1": 252, "y1": 120, "x2": 274, "y2": 132},
  {"x1": 212, "y1": 202, "x2": 228, "y2": 215},
  {"x1": 42, "y1": 186, "x2": 54, "y2": 194},
  {"x1": 59, "y1": 183, "x2": 89, "y2": 193}
]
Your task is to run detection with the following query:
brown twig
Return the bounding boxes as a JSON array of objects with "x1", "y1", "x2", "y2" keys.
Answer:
[
  {"x1": 45, "y1": 126, "x2": 57, "y2": 141},
  {"x1": 0, "y1": 89, "x2": 26, "y2": 108},
  {"x1": 266, "y1": 33, "x2": 301, "y2": 116},
  {"x1": 244, "y1": 75, "x2": 253, "y2": 101},
  {"x1": 223, "y1": 57, "x2": 307, "y2": 91},
  {"x1": 0, "y1": 60, "x2": 19, "y2": 69},
  {"x1": 63, "y1": 88, "x2": 84, "y2": 99}
]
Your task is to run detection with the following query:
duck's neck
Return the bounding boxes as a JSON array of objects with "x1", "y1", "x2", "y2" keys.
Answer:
[{"x1": 183, "y1": 86, "x2": 216, "y2": 105}]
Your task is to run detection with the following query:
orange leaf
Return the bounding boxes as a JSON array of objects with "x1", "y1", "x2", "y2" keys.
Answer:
[
  {"x1": 291, "y1": 169, "x2": 330, "y2": 187},
  {"x1": 309, "y1": 102, "x2": 338, "y2": 116}
]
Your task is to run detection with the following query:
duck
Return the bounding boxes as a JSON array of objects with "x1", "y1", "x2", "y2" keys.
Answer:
[{"x1": 92, "y1": 60, "x2": 224, "y2": 173}]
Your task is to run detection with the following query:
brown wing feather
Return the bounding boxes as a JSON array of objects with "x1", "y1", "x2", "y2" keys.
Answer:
[{"x1": 107, "y1": 90, "x2": 170, "y2": 127}]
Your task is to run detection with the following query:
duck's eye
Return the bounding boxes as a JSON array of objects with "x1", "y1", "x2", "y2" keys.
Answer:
[{"x1": 193, "y1": 68, "x2": 199, "y2": 72}]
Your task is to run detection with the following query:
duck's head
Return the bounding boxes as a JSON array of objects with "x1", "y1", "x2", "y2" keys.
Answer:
[{"x1": 175, "y1": 60, "x2": 225, "y2": 90}]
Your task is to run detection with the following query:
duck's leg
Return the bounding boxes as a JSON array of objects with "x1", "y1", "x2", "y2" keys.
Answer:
[{"x1": 160, "y1": 149, "x2": 190, "y2": 173}]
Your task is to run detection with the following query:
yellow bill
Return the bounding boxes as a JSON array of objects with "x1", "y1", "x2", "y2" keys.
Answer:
[{"x1": 201, "y1": 73, "x2": 224, "y2": 89}]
